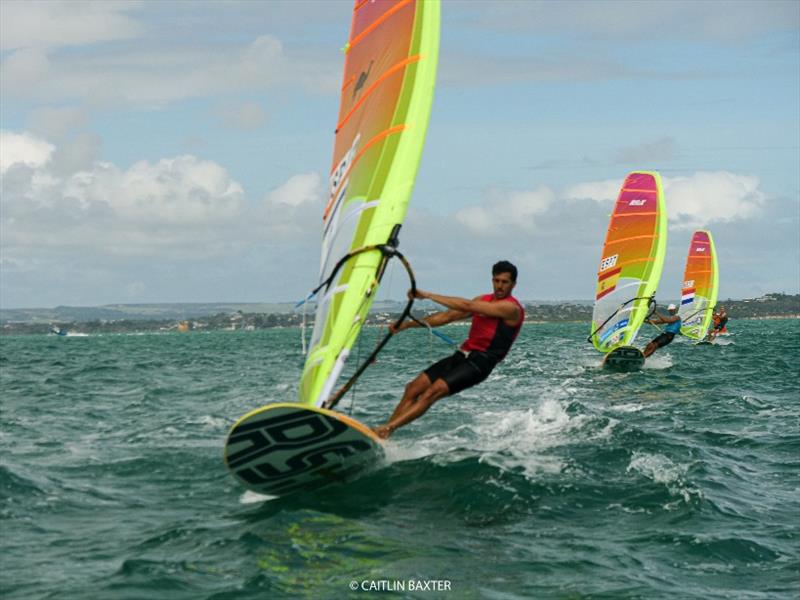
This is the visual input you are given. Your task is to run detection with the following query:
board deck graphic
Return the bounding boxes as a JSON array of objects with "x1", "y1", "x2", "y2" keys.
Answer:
[
  {"x1": 225, "y1": 403, "x2": 384, "y2": 497},
  {"x1": 602, "y1": 346, "x2": 645, "y2": 371}
]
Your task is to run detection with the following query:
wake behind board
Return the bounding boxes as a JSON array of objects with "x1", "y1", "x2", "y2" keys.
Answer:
[
  {"x1": 224, "y1": 403, "x2": 383, "y2": 497},
  {"x1": 602, "y1": 346, "x2": 645, "y2": 371}
]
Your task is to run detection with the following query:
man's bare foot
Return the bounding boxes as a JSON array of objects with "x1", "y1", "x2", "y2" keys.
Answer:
[{"x1": 373, "y1": 425, "x2": 392, "y2": 440}]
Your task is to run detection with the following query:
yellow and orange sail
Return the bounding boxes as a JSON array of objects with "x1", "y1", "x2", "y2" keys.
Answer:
[
  {"x1": 300, "y1": 0, "x2": 440, "y2": 407},
  {"x1": 590, "y1": 172, "x2": 667, "y2": 352},
  {"x1": 678, "y1": 230, "x2": 719, "y2": 340}
]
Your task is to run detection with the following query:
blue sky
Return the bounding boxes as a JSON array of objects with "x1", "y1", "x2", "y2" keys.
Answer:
[{"x1": 1, "y1": 0, "x2": 798, "y2": 308}]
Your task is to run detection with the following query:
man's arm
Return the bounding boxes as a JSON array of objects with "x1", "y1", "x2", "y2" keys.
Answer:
[
  {"x1": 416, "y1": 290, "x2": 521, "y2": 325},
  {"x1": 391, "y1": 307, "x2": 470, "y2": 333},
  {"x1": 649, "y1": 311, "x2": 680, "y2": 324},
  {"x1": 648, "y1": 310, "x2": 667, "y2": 324}
]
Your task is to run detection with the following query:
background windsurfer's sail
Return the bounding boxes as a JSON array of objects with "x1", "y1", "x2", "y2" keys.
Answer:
[
  {"x1": 678, "y1": 230, "x2": 719, "y2": 340},
  {"x1": 299, "y1": 0, "x2": 440, "y2": 407},
  {"x1": 590, "y1": 171, "x2": 667, "y2": 352}
]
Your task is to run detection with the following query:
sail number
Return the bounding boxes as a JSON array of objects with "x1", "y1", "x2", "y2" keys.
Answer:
[{"x1": 600, "y1": 254, "x2": 618, "y2": 271}]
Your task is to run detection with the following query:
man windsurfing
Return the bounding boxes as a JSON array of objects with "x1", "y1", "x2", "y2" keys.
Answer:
[
  {"x1": 708, "y1": 306, "x2": 728, "y2": 341},
  {"x1": 373, "y1": 261, "x2": 524, "y2": 439},
  {"x1": 644, "y1": 303, "x2": 681, "y2": 357}
]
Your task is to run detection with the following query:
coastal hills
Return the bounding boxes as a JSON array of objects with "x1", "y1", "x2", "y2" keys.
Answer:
[{"x1": 1, "y1": 293, "x2": 797, "y2": 335}]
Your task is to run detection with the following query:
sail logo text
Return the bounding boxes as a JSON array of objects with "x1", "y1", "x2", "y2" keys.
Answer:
[
  {"x1": 329, "y1": 134, "x2": 361, "y2": 203},
  {"x1": 628, "y1": 198, "x2": 647, "y2": 206},
  {"x1": 600, "y1": 254, "x2": 618, "y2": 271}
]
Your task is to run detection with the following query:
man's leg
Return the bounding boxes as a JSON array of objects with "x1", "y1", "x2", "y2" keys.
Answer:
[
  {"x1": 373, "y1": 372, "x2": 433, "y2": 439},
  {"x1": 388, "y1": 372, "x2": 432, "y2": 421},
  {"x1": 644, "y1": 340, "x2": 658, "y2": 358},
  {"x1": 376, "y1": 378, "x2": 450, "y2": 439}
]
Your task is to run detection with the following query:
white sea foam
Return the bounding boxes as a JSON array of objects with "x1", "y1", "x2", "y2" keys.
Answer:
[
  {"x1": 627, "y1": 451, "x2": 701, "y2": 504},
  {"x1": 643, "y1": 353, "x2": 673, "y2": 369},
  {"x1": 386, "y1": 392, "x2": 614, "y2": 480},
  {"x1": 240, "y1": 490, "x2": 277, "y2": 504}
]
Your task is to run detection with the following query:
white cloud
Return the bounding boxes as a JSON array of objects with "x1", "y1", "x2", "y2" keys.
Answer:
[
  {"x1": 266, "y1": 173, "x2": 322, "y2": 208},
  {"x1": 1, "y1": 34, "x2": 338, "y2": 109},
  {"x1": 49, "y1": 132, "x2": 102, "y2": 175},
  {"x1": 563, "y1": 179, "x2": 620, "y2": 203},
  {"x1": 0, "y1": 128, "x2": 790, "y2": 307},
  {"x1": 664, "y1": 171, "x2": 766, "y2": 230},
  {"x1": 455, "y1": 186, "x2": 555, "y2": 235},
  {"x1": 1, "y1": 133, "x2": 249, "y2": 261},
  {"x1": 561, "y1": 171, "x2": 766, "y2": 230},
  {"x1": 0, "y1": 1, "x2": 143, "y2": 50},
  {"x1": 0, "y1": 130, "x2": 55, "y2": 173},
  {"x1": 0, "y1": 130, "x2": 329, "y2": 269}
]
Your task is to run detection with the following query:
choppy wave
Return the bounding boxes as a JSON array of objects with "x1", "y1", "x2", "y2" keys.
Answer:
[{"x1": 1, "y1": 320, "x2": 798, "y2": 599}]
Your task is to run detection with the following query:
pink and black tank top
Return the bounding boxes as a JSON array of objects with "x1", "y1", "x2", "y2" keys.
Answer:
[{"x1": 461, "y1": 294, "x2": 524, "y2": 362}]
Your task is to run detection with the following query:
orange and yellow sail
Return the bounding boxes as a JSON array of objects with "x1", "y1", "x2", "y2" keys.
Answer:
[
  {"x1": 590, "y1": 172, "x2": 667, "y2": 352},
  {"x1": 678, "y1": 230, "x2": 719, "y2": 340},
  {"x1": 300, "y1": 0, "x2": 440, "y2": 407}
]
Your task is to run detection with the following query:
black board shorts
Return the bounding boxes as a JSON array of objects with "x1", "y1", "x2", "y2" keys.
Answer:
[
  {"x1": 652, "y1": 332, "x2": 676, "y2": 349},
  {"x1": 424, "y1": 350, "x2": 497, "y2": 396}
]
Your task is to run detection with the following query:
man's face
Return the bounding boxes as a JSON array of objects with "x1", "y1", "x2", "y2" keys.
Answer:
[{"x1": 492, "y1": 272, "x2": 515, "y2": 299}]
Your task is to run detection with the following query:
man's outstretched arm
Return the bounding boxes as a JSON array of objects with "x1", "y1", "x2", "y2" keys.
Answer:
[{"x1": 416, "y1": 290, "x2": 521, "y2": 324}]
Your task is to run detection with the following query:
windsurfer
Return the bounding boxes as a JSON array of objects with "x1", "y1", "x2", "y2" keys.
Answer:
[
  {"x1": 373, "y1": 261, "x2": 524, "y2": 439},
  {"x1": 708, "y1": 306, "x2": 728, "y2": 341},
  {"x1": 644, "y1": 303, "x2": 682, "y2": 357}
]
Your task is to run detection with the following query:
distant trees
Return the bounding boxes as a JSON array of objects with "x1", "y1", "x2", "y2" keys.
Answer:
[{"x1": 2, "y1": 294, "x2": 797, "y2": 335}]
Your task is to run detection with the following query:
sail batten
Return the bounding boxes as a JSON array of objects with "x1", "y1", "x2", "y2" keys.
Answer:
[
  {"x1": 590, "y1": 171, "x2": 667, "y2": 353},
  {"x1": 299, "y1": 0, "x2": 440, "y2": 407}
]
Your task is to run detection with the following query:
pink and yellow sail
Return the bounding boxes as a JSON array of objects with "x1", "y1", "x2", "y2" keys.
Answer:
[
  {"x1": 678, "y1": 230, "x2": 719, "y2": 340},
  {"x1": 299, "y1": 0, "x2": 440, "y2": 407},
  {"x1": 590, "y1": 172, "x2": 667, "y2": 352}
]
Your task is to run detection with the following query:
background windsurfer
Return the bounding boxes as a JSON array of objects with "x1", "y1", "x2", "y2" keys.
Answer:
[
  {"x1": 708, "y1": 306, "x2": 729, "y2": 341},
  {"x1": 373, "y1": 261, "x2": 524, "y2": 439},
  {"x1": 644, "y1": 304, "x2": 682, "y2": 357}
]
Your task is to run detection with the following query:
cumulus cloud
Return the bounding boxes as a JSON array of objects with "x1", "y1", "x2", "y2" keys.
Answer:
[
  {"x1": 0, "y1": 1, "x2": 143, "y2": 51},
  {"x1": 0, "y1": 130, "x2": 788, "y2": 307},
  {"x1": 1, "y1": 132, "x2": 249, "y2": 261},
  {"x1": 0, "y1": 130, "x2": 54, "y2": 172},
  {"x1": 455, "y1": 186, "x2": 555, "y2": 235},
  {"x1": 664, "y1": 171, "x2": 766, "y2": 229},
  {"x1": 448, "y1": 171, "x2": 769, "y2": 239},
  {"x1": 561, "y1": 171, "x2": 766, "y2": 230},
  {"x1": 259, "y1": 173, "x2": 324, "y2": 241}
]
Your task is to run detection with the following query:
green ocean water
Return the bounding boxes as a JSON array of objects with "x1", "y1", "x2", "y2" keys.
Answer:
[{"x1": 1, "y1": 320, "x2": 798, "y2": 599}]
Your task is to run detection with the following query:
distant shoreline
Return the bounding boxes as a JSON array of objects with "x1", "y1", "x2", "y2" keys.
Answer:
[
  {"x1": 1, "y1": 315, "x2": 797, "y2": 336},
  {"x1": 2, "y1": 293, "x2": 797, "y2": 336}
]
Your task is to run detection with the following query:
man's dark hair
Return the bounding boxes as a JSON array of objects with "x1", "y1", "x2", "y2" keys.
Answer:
[{"x1": 492, "y1": 260, "x2": 518, "y2": 282}]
